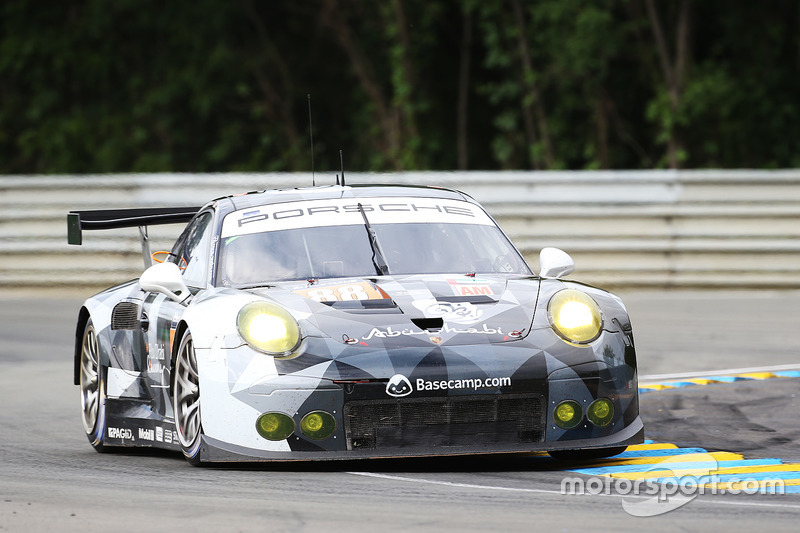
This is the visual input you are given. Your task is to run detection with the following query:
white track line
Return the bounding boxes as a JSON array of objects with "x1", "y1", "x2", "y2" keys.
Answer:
[
  {"x1": 640, "y1": 363, "x2": 800, "y2": 383},
  {"x1": 346, "y1": 472, "x2": 800, "y2": 511},
  {"x1": 347, "y1": 471, "x2": 560, "y2": 495}
]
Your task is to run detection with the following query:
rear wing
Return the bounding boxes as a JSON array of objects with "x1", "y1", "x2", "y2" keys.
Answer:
[{"x1": 67, "y1": 207, "x2": 201, "y2": 267}]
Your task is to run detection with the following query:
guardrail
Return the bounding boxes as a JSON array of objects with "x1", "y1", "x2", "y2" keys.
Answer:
[{"x1": 1, "y1": 171, "x2": 799, "y2": 290}]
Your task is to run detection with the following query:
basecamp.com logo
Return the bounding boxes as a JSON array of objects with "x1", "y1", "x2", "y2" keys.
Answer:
[
  {"x1": 386, "y1": 374, "x2": 413, "y2": 397},
  {"x1": 385, "y1": 373, "x2": 513, "y2": 397}
]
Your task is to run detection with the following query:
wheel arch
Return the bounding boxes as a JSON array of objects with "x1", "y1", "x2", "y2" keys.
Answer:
[
  {"x1": 170, "y1": 320, "x2": 191, "y2": 393},
  {"x1": 172, "y1": 320, "x2": 191, "y2": 361},
  {"x1": 74, "y1": 306, "x2": 91, "y2": 385}
]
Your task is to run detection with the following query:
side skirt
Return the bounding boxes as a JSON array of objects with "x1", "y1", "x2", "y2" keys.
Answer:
[{"x1": 101, "y1": 398, "x2": 182, "y2": 451}]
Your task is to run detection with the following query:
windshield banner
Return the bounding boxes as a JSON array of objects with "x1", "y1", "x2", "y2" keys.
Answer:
[{"x1": 221, "y1": 197, "x2": 494, "y2": 237}]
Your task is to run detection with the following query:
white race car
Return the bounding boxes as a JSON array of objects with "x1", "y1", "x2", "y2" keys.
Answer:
[{"x1": 69, "y1": 184, "x2": 642, "y2": 464}]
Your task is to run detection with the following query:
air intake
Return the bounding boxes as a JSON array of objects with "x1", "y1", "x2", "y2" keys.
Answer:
[{"x1": 410, "y1": 317, "x2": 444, "y2": 331}]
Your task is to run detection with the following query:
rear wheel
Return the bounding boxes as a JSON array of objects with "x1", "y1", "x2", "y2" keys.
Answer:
[
  {"x1": 547, "y1": 446, "x2": 627, "y2": 461},
  {"x1": 174, "y1": 331, "x2": 203, "y2": 465},
  {"x1": 79, "y1": 319, "x2": 106, "y2": 451}
]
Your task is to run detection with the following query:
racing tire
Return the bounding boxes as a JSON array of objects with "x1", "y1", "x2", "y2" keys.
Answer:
[
  {"x1": 79, "y1": 319, "x2": 107, "y2": 452},
  {"x1": 547, "y1": 446, "x2": 627, "y2": 461},
  {"x1": 174, "y1": 330, "x2": 204, "y2": 466}
]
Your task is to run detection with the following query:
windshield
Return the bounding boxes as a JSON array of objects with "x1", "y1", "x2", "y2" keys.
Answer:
[{"x1": 217, "y1": 197, "x2": 532, "y2": 287}]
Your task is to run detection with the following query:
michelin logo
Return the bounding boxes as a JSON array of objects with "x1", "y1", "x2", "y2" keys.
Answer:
[{"x1": 386, "y1": 374, "x2": 413, "y2": 397}]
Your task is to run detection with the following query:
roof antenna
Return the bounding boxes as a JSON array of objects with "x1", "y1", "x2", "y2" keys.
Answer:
[
  {"x1": 339, "y1": 149, "x2": 346, "y2": 187},
  {"x1": 307, "y1": 94, "x2": 315, "y2": 187}
]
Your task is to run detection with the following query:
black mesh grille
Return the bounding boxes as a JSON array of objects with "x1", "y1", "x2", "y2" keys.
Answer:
[
  {"x1": 111, "y1": 302, "x2": 139, "y2": 330},
  {"x1": 344, "y1": 394, "x2": 545, "y2": 450}
]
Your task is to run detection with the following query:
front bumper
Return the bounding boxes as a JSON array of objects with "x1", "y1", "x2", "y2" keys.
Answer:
[{"x1": 198, "y1": 321, "x2": 641, "y2": 462}]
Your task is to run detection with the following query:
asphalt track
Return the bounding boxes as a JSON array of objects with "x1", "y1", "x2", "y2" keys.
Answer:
[{"x1": 1, "y1": 290, "x2": 800, "y2": 532}]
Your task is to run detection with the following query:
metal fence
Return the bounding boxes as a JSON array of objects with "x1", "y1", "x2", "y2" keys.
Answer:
[{"x1": 2, "y1": 170, "x2": 799, "y2": 290}]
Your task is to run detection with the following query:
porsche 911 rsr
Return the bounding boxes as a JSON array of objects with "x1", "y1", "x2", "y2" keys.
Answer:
[{"x1": 68, "y1": 184, "x2": 642, "y2": 465}]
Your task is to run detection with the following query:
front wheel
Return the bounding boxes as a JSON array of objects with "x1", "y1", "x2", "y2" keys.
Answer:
[
  {"x1": 79, "y1": 319, "x2": 106, "y2": 452},
  {"x1": 548, "y1": 446, "x2": 627, "y2": 461},
  {"x1": 173, "y1": 330, "x2": 203, "y2": 465}
]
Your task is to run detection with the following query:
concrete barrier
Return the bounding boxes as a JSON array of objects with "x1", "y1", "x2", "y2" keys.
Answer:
[{"x1": 1, "y1": 171, "x2": 799, "y2": 290}]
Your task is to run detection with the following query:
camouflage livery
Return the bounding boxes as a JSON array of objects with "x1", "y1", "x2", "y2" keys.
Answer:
[{"x1": 71, "y1": 185, "x2": 643, "y2": 464}]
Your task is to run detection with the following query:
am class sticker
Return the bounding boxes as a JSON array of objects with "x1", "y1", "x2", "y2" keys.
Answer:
[{"x1": 447, "y1": 277, "x2": 495, "y2": 297}]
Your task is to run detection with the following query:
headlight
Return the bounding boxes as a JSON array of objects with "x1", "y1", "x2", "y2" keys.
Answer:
[
  {"x1": 553, "y1": 400, "x2": 583, "y2": 429},
  {"x1": 587, "y1": 398, "x2": 614, "y2": 427},
  {"x1": 300, "y1": 411, "x2": 337, "y2": 440},
  {"x1": 547, "y1": 289, "x2": 603, "y2": 344},
  {"x1": 256, "y1": 412, "x2": 295, "y2": 441},
  {"x1": 237, "y1": 301, "x2": 301, "y2": 356}
]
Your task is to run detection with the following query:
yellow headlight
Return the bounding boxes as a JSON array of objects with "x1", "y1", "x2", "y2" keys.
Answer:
[
  {"x1": 256, "y1": 412, "x2": 295, "y2": 441},
  {"x1": 554, "y1": 400, "x2": 582, "y2": 429},
  {"x1": 548, "y1": 289, "x2": 603, "y2": 344},
  {"x1": 237, "y1": 301, "x2": 301, "y2": 356},
  {"x1": 300, "y1": 411, "x2": 337, "y2": 440},
  {"x1": 587, "y1": 398, "x2": 614, "y2": 427}
]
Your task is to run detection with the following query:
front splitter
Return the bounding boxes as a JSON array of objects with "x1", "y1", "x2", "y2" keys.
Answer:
[{"x1": 197, "y1": 416, "x2": 644, "y2": 463}]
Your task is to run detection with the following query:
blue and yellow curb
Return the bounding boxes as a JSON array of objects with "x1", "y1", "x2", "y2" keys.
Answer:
[
  {"x1": 564, "y1": 442, "x2": 800, "y2": 495},
  {"x1": 575, "y1": 371, "x2": 800, "y2": 495},
  {"x1": 638, "y1": 370, "x2": 800, "y2": 395}
]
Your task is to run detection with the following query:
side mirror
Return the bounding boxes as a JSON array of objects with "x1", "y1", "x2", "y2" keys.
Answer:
[
  {"x1": 139, "y1": 262, "x2": 191, "y2": 304},
  {"x1": 538, "y1": 247, "x2": 575, "y2": 279}
]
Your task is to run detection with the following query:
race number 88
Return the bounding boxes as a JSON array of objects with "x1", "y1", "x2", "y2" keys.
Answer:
[{"x1": 305, "y1": 285, "x2": 370, "y2": 302}]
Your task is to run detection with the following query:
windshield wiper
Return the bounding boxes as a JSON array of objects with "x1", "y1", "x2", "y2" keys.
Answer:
[{"x1": 357, "y1": 203, "x2": 390, "y2": 276}]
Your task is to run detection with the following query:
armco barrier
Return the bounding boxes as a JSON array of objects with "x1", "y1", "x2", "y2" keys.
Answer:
[{"x1": 1, "y1": 171, "x2": 799, "y2": 290}]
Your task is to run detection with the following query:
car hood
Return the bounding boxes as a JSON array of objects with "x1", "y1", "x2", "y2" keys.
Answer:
[{"x1": 252, "y1": 274, "x2": 541, "y2": 348}]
